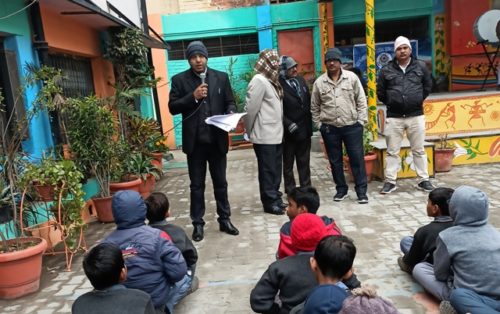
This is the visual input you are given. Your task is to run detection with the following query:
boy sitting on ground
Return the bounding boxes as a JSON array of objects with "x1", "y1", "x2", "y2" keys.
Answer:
[
  {"x1": 145, "y1": 192, "x2": 199, "y2": 308},
  {"x1": 302, "y1": 235, "x2": 357, "y2": 314},
  {"x1": 72, "y1": 243, "x2": 156, "y2": 314},
  {"x1": 103, "y1": 190, "x2": 187, "y2": 313},
  {"x1": 398, "y1": 187, "x2": 454, "y2": 274},
  {"x1": 251, "y1": 213, "x2": 333, "y2": 314},
  {"x1": 278, "y1": 186, "x2": 341, "y2": 259}
]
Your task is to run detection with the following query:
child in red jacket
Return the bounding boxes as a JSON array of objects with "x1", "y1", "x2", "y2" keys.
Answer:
[{"x1": 277, "y1": 186, "x2": 341, "y2": 259}]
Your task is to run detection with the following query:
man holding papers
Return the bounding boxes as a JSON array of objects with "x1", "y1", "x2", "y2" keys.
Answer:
[{"x1": 169, "y1": 40, "x2": 239, "y2": 242}]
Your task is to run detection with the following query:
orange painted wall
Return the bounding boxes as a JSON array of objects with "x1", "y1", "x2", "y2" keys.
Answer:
[
  {"x1": 39, "y1": 3, "x2": 115, "y2": 97},
  {"x1": 149, "y1": 14, "x2": 175, "y2": 149}
]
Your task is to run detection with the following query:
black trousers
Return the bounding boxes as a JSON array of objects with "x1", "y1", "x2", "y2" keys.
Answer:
[
  {"x1": 186, "y1": 143, "x2": 230, "y2": 226},
  {"x1": 320, "y1": 123, "x2": 367, "y2": 197},
  {"x1": 283, "y1": 137, "x2": 312, "y2": 194},
  {"x1": 253, "y1": 143, "x2": 283, "y2": 210}
]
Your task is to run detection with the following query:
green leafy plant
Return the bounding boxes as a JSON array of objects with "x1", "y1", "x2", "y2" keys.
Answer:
[
  {"x1": 64, "y1": 96, "x2": 116, "y2": 197},
  {"x1": 436, "y1": 134, "x2": 455, "y2": 150},
  {"x1": 145, "y1": 133, "x2": 169, "y2": 154},
  {"x1": 363, "y1": 125, "x2": 374, "y2": 155},
  {"x1": 125, "y1": 153, "x2": 162, "y2": 181}
]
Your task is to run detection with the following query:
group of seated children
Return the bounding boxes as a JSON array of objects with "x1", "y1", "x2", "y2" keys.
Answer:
[
  {"x1": 73, "y1": 190, "x2": 199, "y2": 314},
  {"x1": 399, "y1": 185, "x2": 500, "y2": 314},
  {"x1": 251, "y1": 186, "x2": 398, "y2": 314}
]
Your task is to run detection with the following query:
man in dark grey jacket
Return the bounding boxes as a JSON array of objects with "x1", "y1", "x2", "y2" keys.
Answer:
[{"x1": 377, "y1": 36, "x2": 434, "y2": 194}]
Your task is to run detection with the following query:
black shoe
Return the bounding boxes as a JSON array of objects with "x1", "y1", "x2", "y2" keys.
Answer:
[
  {"x1": 192, "y1": 225, "x2": 204, "y2": 242},
  {"x1": 278, "y1": 201, "x2": 287, "y2": 209},
  {"x1": 357, "y1": 195, "x2": 369, "y2": 204},
  {"x1": 264, "y1": 205, "x2": 285, "y2": 215},
  {"x1": 417, "y1": 180, "x2": 435, "y2": 192},
  {"x1": 380, "y1": 182, "x2": 397, "y2": 194},
  {"x1": 333, "y1": 191, "x2": 348, "y2": 202},
  {"x1": 219, "y1": 220, "x2": 239, "y2": 235},
  {"x1": 397, "y1": 257, "x2": 412, "y2": 274}
]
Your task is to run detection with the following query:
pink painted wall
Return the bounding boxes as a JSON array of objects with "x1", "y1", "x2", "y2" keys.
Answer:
[{"x1": 39, "y1": 3, "x2": 115, "y2": 97}]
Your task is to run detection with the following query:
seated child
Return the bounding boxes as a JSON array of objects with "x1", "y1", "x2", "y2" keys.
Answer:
[
  {"x1": 339, "y1": 286, "x2": 399, "y2": 314},
  {"x1": 302, "y1": 235, "x2": 357, "y2": 314},
  {"x1": 103, "y1": 190, "x2": 187, "y2": 313},
  {"x1": 398, "y1": 187, "x2": 454, "y2": 273},
  {"x1": 278, "y1": 186, "x2": 341, "y2": 259},
  {"x1": 251, "y1": 213, "x2": 332, "y2": 314},
  {"x1": 72, "y1": 243, "x2": 156, "y2": 314},
  {"x1": 145, "y1": 192, "x2": 199, "y2": 310}
]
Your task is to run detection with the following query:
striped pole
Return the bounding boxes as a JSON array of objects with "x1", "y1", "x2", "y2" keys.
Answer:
[{"x1": 365, "y1": 0, "x2": 377, "y2": 138}]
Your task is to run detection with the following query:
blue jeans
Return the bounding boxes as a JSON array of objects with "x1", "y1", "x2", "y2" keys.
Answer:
[
  {"x1": 450, "y1": 288, "x2": 500, "y2": 314},
  {"x1": 165, "y1": 274, "x2": 193, "y2": 314},
  {"x1": 320, "y1": 123, "x2": 367, "y2": 197},
  {"x1": 400, "y1": 236, "x2": 414, "y2": 255}
]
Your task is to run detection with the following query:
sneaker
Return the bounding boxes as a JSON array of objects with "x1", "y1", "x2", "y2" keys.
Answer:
[
  {"x1": 357, "y1": 196, "x2": 369, "y2": 204},
  {"x1": 188, "y1": 276, "x2": 199, "y2": 295},
  {"x1": 439, "y1": 301, "x2": 457, "y2": 314},
  {"x1": 333, "y1": 191, "x2": 348, "y2": 202},
  {"x1": 397, "y1": 257, "x2": 412, "y2": 274},
  {"x1": 417, "y1": 180, "x2": 435, "y2": 192},
  {"x1": 380, "y1": 182, "x2": 397, "y2": 194}
]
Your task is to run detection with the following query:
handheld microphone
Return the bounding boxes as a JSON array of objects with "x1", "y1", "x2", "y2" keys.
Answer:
[{"x1": 200, "y1": 73, "x2": 206, "y2": 85}]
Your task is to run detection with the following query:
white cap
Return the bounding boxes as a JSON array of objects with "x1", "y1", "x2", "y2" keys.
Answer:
[{"x1": 394, "y1": 36, "x2": 411, "y2": 52}]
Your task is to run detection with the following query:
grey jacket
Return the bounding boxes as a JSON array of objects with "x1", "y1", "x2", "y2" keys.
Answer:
[
  {"x1": 433, "y1": 185, "x2": 500, "y2": 300},
  {"x1": 310, "y1": 70, "x2": 367, "y2": 129},
  {"x1": 244, "y1": 73, "x2": 283, "y2": 144}
]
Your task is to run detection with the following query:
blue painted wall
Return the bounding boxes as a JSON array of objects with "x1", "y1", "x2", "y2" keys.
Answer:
[{"x1": 0, "y1": 3, "x2": 53, "y2": 159}]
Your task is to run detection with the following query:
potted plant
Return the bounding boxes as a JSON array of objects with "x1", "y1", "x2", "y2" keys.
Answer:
[
  {"x1": 125, "y1": 153, "x2": 162, "y2": 198},
  {"x1": 0, "y1": 84, "x2": 47, "y2": 299},
  {"x1": 108, "y1": 139, "x2": 142, "y2": 194},
  {"x1": 343, "y1": 125, "x2": 378, "y2": 182},
  {"x1": 145, "y1": 132, "x2": 169, "y2": 169},
  {"x1": 434, "y1": 134, "x2": 455, "y2": 172},
  {"x1": 64, "y1": 96, "x2": 116, "y2": 222}
]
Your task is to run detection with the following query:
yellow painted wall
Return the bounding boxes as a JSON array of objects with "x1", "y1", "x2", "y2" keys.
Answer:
[
  {"x1": 450, "y1": 135, "x2": 500, "y2": 165},
  {"x1": 424, "y1": 93, "x2": 500, "y2": 135}
]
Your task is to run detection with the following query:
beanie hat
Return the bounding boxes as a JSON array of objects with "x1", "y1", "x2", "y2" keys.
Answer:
[
  {"x1": 324, "y1": 47, "x2": 343, "y2": 63},
  {"x1": 394, "y1": 36, "x2": 411, "y2": 52},
  {"x1": 185, "y1": 41, "x2": 208, "y2": 59},
  {"x1": 339, "y1": 286, "x2": 399, "y2": 314},
  {"x1": 279, "y1": 55, "x2": 298, "y2": 77},
  {"x1": 291, "y1": 213, "x2": 327, "y2": 252}
]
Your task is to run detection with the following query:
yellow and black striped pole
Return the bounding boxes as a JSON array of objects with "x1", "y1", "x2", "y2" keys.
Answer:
[{"x1": 365, "y1": 0, "x2": 377, "y2": 138}]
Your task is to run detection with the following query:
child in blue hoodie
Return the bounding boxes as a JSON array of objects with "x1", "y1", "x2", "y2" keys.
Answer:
[{"x1": 302, "y1": 235, "x2": 356, "y2": 314}]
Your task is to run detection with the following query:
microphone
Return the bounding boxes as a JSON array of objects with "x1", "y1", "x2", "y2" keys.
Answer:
[{"x1": 200, "y1": 73, "x2": 206, "y2": 85}]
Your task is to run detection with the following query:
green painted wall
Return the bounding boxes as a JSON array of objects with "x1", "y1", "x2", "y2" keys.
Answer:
[
  {"x1": 0, "y1": 2, "x2": 32, "y2": 36},
  {"x1": 333, "y1": 0, "x2": 433, "y2": 24},
  {"x1": 162, "y1": 6, "x2": 258, "y2": 41}
]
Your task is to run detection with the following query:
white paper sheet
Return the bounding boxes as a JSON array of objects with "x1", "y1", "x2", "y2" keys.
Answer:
[{"x1": 205, "y1": 113, "x2": 247, "y2": 132}]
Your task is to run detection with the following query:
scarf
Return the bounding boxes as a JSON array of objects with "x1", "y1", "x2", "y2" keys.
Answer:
[{"x1": 254, "y1": 49, "x2": 283, "y2": 99}]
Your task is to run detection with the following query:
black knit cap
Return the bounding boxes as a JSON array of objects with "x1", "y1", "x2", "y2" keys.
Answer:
[
  {"x1": 185, "y1": 41, "x2": 208, "y2": 59},
  {"x1": 324, "y1": 47, "x2": 343, "y2": 63}
]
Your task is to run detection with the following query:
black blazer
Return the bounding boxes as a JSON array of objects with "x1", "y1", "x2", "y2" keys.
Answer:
[
  {"x1": 279, "y1": 75, "x2": 312, "y2": 141},
  {"x1": 169, "y1": 68, "x2": 236, "y2": 154}
]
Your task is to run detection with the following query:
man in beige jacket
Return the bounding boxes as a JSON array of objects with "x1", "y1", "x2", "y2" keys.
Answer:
[
  {"x1": 244, "y1": 49, "x2": 286, "y2": 215},
  {"x1": 311, "y1": 48, "x2": 369, "y2": 204}
]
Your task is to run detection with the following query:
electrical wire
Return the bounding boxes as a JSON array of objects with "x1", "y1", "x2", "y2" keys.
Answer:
[{"x1": 0, "y1": 0, "x2": 38, "y2": 20}]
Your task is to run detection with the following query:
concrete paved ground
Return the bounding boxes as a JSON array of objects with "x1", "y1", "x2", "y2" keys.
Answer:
[{"x1": 1, "y1": 148, "x2": 499, "y2": 314}]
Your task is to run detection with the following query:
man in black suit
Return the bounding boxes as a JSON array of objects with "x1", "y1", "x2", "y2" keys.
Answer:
[
  {"x1": 168, "y1": 41, "x2": 239, "y2": 242},
  {"x1": 279, "y1": 56, "x2": 312, "y2": 195}
]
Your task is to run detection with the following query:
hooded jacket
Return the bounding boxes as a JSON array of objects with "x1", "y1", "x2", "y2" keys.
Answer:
[
  {"x1": 103, "y1": 191, "x2": 187, "y2": 308},
  {"x1": 433, "y1": 186, "x2": 500, "y2": 300}
]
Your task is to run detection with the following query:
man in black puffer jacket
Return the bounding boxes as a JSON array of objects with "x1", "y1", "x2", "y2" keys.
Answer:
[{"x1": 377, "y1": 36, "x2": 434, "y2": 195}]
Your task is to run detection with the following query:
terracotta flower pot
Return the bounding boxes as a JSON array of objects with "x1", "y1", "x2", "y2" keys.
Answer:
[
  {"x1": 150, "y1": 152, "x2": 164, "y2": 170},
  {"x1": 92, "y1": 196, "x2": 114, "y2": 223},
  {"x1": 434, "y1": 148, "x2": 455, "y2": 172},
  {"x1": 0, "y1": 237, "x2": 47, "y2": 299},
  {"x1": 344, "y1": 152, "x2": 378, "y2": 182},
  {"x1": 109, "y1": 177, "x2": 142, "y2": 194},
  {"x1": 34, "y1": 183, "x2": 56, "y2": 201},
  {"x1": 139, "y1": 174, "x2": 156, "y2": 199}
]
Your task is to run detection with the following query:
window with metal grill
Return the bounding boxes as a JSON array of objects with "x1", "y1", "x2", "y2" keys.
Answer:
[
  {"x1": 48, "y1": 54, "x2": 95, "y2": 98},
  {"x1": 167, "y1": 33, "x2": 259, "y2": 60}
]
